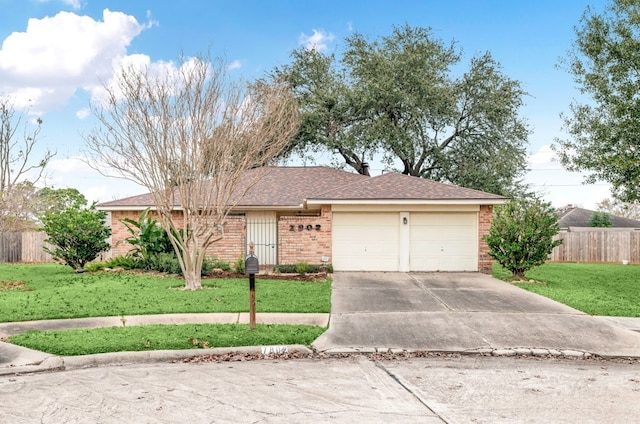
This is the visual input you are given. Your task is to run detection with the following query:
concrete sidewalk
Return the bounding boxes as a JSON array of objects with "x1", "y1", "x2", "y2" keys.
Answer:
[{"x1": 0, "y1": 313, "x2": 329, "y2": 375}]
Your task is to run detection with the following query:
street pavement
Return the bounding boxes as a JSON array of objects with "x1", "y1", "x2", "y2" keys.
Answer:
[
  {"x1": 1, "y1": 355, "x2": 639, "y2": 423},
  {"x1": 2, "y1": 271, "x2": 640, "y2": 422}
]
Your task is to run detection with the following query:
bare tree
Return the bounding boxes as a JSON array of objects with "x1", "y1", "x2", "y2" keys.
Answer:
[
  {"x1": 597, "y1": 198, "x2": 640, "y2": 221},
  {"x1": 0, "y1": 98, "x2": 55, "y2": 233},
  {"x1": 85, "y1": 54, "x2": 299, "y2": 290}
]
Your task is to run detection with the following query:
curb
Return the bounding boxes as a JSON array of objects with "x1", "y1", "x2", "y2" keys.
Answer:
[
  {"x1": 0, "y1": 345, "x2": 313, "y2": 376},
  {"x1": 316, "y1": 346, "x2": 640, "y2": 360}
]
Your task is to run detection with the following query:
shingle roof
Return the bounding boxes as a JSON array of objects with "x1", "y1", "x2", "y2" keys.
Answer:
[
  {"x1": 557, "y1": 207, "x2": 640, "y2": 228},
  {"x1": 97, "y1": 166, "x2": 506, "y2": 209},
  {"x1": 311, "y1": 172, "x2": 507, "y2": 202}
]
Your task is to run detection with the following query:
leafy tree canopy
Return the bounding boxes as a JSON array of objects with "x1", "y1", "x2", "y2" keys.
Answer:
[
  {"x1": 273, "y1": 24, "x2": 531, "y2": 196},
  {"x1": 589, "y1": 211, "x2": 613, "y2": 227},
  {"x1": 556, "y1": 0, "x2": 640, "y2": 202}
]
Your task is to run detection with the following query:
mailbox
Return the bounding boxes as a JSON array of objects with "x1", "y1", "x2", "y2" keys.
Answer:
[{"x1": 245, "y1": 254, "x2": 259, "y2": 275}]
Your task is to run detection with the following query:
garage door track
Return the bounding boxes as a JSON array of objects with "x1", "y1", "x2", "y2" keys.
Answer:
[{"x1": 313, "y1": 272, "x2": 640, "y2": 357}]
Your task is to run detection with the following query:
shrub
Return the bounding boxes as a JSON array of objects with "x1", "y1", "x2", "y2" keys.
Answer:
[
  {"x1": 233, "y1": 256, "x2": 245, "y2": 274},
  {"x1": 104, "y1": 256, "x2": 139, "y2": 270},
  {"x1": 41, "y1": 202, "x2": 111, "y2": 271},
  {"x1": 295, "y1": 262, "x2": 309, "y2": 275},
  {"x1": 139, "y1": 253, "x2": 182, "y2": 275},
  {"x1": 120, "y1": 208, "x2": 174, "y2": 259},
  {"x1": 202, "y1": 256, "x2": 230, "y2": 275},
  {"x1": 273, "y1": 264, "x2": 333, "y2": 273},
  {"x1": 485, "y1": 197, "x2": 562, "y2": 279}
]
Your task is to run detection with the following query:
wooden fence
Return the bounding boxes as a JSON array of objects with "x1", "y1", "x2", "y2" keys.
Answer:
[
  {"x1": 0, "y1": 232, "x2": 111, "y2": 263},
  {"x1": 550, "y1": 230, "x2": 640, "y2": 264}
]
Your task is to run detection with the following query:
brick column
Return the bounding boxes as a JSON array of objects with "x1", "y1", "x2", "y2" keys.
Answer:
[{"x1": 478, "y1": 205, "x2": 494, "y2": 274}]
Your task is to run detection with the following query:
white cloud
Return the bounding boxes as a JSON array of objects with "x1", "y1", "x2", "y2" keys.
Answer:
[
  {"x1": 228, "y1": 60, "x2": 242, "y2": 70},
  {"x1": 0, "y1": 9, "x2": 150, "y2": 113},
  {"x1": 299, "y1": 29, "x2": 335, "y2": 52},
  {"x1": 76, "y1": 107, "x2": 90, "y2": 120},
  {"x1": 48, "y1": 157, "x2": 92, "y2": 174}
]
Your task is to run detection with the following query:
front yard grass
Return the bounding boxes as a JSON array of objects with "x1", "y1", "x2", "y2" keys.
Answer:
[
  {"x1": 0, "y1": 264, "x2": 331, "y2": 322},
  {"x1": 494, "y1": 262, "x2": 640, "y2": 317},
  {"x1": 7, "y1": 324, "x2": 325, "y2": 356}
]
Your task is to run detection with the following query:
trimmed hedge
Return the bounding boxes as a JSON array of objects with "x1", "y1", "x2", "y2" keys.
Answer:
[{"x1": 274, "y1": 263, "x2": 333, "y2": 274}]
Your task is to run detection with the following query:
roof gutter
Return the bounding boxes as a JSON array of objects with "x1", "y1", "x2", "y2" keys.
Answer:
[{"x1": 305, "y1": 198, "x2": 508, "y2": 206}]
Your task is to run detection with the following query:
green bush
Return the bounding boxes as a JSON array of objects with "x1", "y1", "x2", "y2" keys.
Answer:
[
  {"x1": 104, "y1": 256, "x2": 139, "y2": 270},
  {"x1": 485, "y1": 197, "x2": 562, "y2": 279},
  {"x1": 295, "y1": 262, "x2": 309, "y2": 275},
  {"x1": 41, "y1": 202, "x2": 111, "y2": 270},
  {"x1": 141, "y1": 253, "x2": 182, "y2": 275},
  {"x1": 86, "y1": 254, "x2": 231, "y2": 277},
  {"x1": 119, "y1": 208, "x2": 174, "y2": 259},
  {"x1": 202, "y1": 256, "x2": 231, "y2": 275},
  {"x1": 84, "y1": 262, "x2": 105, "y2": 272},
  {"x1": 273, "y1": 264, "x2": 333, "y2": 273},
  {"x1": 233, "y1": 256, "x2": 245, "y2": 274}
]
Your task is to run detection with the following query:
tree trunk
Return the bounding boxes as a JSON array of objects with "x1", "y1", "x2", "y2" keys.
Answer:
[
  {"x1": 183, "y1": 267, "x2": 203, "y2": 290},
  {"x1": 181, "y1": 238, "x2": 203, "y2": 290}
]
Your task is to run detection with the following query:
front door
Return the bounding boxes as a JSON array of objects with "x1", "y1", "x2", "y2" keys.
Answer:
[{"x1": 245, "y1": 211, "x2": 277, "y2": 266}]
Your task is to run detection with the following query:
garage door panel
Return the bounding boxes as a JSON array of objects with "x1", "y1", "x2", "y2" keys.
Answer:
[
  {"x1": 410, "y1": 213, "x2": 477, "y2": 272},
  {"x1": 332, "y1": 213, "x2": 398, "y2": 271},
  {"x1": 333, "y1": 211, "x2": 478, "y2": 272}
]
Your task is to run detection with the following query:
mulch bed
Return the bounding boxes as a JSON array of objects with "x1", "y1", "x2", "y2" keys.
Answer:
[{"x1": 205, "y1": 270, "x2": 329, "y2": 282}]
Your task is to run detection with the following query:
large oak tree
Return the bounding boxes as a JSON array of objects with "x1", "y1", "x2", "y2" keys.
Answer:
[
  {"x1": 274, "y1": 25, "x2": 530, "y2": 196},
  {"x1": 556, "y1": 0, "x2": 640, "y2": 202}
]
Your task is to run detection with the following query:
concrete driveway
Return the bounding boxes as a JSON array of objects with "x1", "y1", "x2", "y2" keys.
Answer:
[{"x1": 313, "y1": 272, "x2": 640, "y2": 357}]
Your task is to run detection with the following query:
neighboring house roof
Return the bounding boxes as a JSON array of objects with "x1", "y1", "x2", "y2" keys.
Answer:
[
  {"x1": 557, "y1": 206, "x2": 640, "y2": 229},
  {"x1": 97, "y1": 166, "x2": 507, "y2": 210}
]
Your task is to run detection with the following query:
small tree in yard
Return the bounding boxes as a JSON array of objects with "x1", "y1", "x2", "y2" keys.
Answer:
[
  {"x1": 485, "y1": 198, "x2": 562, "y2": 279},
  {"x1": 85, "y1": 53, "x2": 299, "y2": 290},
  {"x1": 41, "y1": 202, "x2": 111, "y2": 271},
  {"x1": 589, "y1": 211, "x2": 613, "y2": 228}
]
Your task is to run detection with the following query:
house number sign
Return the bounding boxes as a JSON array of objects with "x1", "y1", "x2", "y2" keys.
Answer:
[{"x1": 289, "y1": 224, "x2": 321, "y2": 231}]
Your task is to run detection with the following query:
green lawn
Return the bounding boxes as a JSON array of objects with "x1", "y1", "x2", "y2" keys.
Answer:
[
  {"x1": 494, "y1": 262, "x2": 640, "y2": 317},
  {"x1": 7, "y1": 324, "x2": 326, "y2": 356},
  {"x1": 0, "y1": 264, "x2": 331, "y2": 322}
]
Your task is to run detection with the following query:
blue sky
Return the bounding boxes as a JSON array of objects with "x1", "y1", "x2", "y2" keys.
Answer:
[{"x1": 0, "y1": 0, "x2": 611, "y2": 207}]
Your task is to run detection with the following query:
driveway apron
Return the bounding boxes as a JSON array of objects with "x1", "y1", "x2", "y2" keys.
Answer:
[{"x1": 313, "y1": 272, "x2": 640, "y2": 357}]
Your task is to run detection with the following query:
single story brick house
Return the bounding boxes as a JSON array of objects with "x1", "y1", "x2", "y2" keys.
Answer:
[{"x1": 97, "y1": 166, "x2": 506, "y2": 273}]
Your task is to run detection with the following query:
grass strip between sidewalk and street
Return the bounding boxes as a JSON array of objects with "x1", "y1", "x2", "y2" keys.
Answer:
[
  {"x1": 0, "y1": 264, "x2": 331, "y2": 322},
  {"x1": 6, "y1": 324, "x2": 326, "y2": 356},
  {"x1": 493, "y1": 262, "x2": 640, "y2": 317}
]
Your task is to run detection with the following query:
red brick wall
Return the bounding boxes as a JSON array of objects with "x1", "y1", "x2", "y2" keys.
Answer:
[
  {"x1": 478, "y1": 205, "x2": 494, "y2": 273},
  {"x1": 278, "y1": 205, "x2": 332, "y2": 265},
  {"x1": 109, "y1": 210, "x2": 244, "y2": 263},
  {"x1": 110, "y1": 210, "x2": 139, "y2": 257},
  {"x1": 204, "y1": 216, "x2": 245, "y2": 263}
]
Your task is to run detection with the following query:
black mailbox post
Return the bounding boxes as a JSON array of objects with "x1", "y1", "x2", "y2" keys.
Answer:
[
  {"x1": 245, "y1": 253, "x2": 259, "y2": 330},
  {"x1": 245, "y1": 254, "x2": 259, "y2": 275}
]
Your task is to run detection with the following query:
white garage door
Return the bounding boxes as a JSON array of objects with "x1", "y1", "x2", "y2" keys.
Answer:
[
  {"x1": 332, "y1": 212, "x2": 478, "y2": 272},
  {"x1": 332, "y1": 213, "x2": 399, "y2": 271},
  {"x1": 409, "y1": 213, "x2": 477, "y2": 271}
]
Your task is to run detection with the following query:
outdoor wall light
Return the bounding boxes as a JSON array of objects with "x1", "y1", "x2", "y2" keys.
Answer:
[{"x1": 403, "y1": 217, "x2": 408, "y2": 225}]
